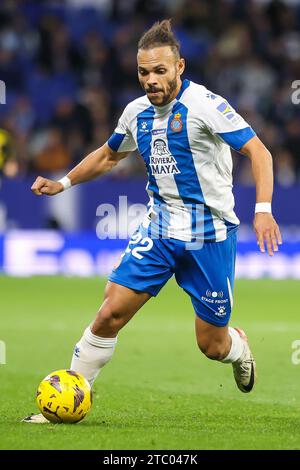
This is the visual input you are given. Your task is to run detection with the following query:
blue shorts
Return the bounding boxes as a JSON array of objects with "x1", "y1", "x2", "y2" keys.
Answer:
[{"x1": 109, "y1": 226, "x2": 237, "y2": 327}]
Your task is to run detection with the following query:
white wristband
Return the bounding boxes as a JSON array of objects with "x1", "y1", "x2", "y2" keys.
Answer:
[
  {"x1": 255, "y1": 202, "x2": 272, "y2": 214},
  {"x1": 58, "y1": 176, "x2": 72, "y2": 191}
]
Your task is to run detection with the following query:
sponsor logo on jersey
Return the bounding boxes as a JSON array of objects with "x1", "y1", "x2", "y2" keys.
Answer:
[
  {"x1": 140, "y1": 121, "x2": 150, "y2": 132},
  {"x1": 152, "y1": 138, "x2": 170, "y2": 157},
  {"x1": 170, "y1": 112, "x2": 183, "y2": 132},
  {"x1": 150, "y1": 138, "x2": 180, "y2": 176},
  {"x1": 206, "y1": 92, "x2": 217, "y2": 100},
  {"x1": 152, "y1": 128, "x2": 167, "y2": 135}
]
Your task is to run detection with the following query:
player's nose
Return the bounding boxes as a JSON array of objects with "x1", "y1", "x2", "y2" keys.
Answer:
[{"x1": 146, "y1": 73, "x2": 159, "y2": 87}]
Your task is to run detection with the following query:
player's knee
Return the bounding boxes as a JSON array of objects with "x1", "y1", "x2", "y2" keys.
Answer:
[
  {"x1": 92, "y1": 303, "x2": 124, "y2": 335},
  {"x1": 197, "y1": 338, "x2": 227, "y2": 361}
]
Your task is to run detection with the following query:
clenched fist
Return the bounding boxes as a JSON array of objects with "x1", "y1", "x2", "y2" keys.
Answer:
[{"x1": 31, "y1": 176, "x2": 64, "y2": 196}]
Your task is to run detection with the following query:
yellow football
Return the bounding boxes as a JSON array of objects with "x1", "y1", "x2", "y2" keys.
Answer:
[{"x1": 36, "y1": 369, "x2": 92, "y2": 423}]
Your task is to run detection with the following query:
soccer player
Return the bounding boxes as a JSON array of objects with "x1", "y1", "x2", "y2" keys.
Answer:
[{"x1": 24, "y1": 20, "x2": 282, "y2": 423}]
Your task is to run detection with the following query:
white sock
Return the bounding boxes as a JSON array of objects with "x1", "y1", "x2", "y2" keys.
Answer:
[
  {"x1": 70, "y1": 327, "x2": 117, "y2": 386},
  {"x1": 221, "y1": 327, "x2": 245, "y2": 364}
]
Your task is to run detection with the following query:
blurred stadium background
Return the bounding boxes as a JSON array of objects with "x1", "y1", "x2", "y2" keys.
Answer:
[{"x1": 0, "y1": 0, "x2": 299, "y2": 278}]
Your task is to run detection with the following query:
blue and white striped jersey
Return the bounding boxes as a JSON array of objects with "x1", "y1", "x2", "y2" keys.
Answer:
[{"x1": 108, "y1": 79, "x2": 256, "y2": 242}]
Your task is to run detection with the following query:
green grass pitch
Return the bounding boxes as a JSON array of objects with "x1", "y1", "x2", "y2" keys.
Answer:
[{"x1": 0, "y1": 276, "x2": 299, "y2": 450}]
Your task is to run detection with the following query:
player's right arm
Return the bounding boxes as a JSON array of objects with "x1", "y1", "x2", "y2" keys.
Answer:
[
  {"x1": 31, "y1": 144, "x2": 128, "y2": 196},
  {"x1": 31, "y1": 102, "x2": 137, "y2": 196}
]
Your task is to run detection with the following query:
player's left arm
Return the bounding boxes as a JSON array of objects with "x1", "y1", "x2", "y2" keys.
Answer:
[{"x1": 240, "y1": 135, "x2": 282, "y2": 256}]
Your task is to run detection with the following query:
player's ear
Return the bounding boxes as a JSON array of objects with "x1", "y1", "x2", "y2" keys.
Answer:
[{"x1": 177, "y1": 57, "x2": 185, "y2": 76}]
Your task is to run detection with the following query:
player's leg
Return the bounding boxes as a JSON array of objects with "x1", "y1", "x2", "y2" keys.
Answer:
[
  {"x1": 70, "y1": 281, "x2": 151, "y2": 386},
  {"x1": 194, "y1": 315, "x2": 256, "y2": 393},
  {"x1": 23, "y1": 226, "x2": 174, "y2": 423},
  {"x1": 70, "y1": 225, "x2": 175, "y2": 387},
  {"x1": 194, "y1": 316, "x2": 231, "y2": 361},
  {"x1": 90, "y1": 281, "x2": 150, "y2": 337},
  {"x1": 22, "y1": 283, "x2": 151, "y2": 424},
  {"x1": 175, "y1": 231, "x2": 256, "y2": 393}
]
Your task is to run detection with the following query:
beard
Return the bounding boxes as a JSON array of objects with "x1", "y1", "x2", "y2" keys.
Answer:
[{"x1": 143, "y1": 75, "x2": 178, "y2": 106}]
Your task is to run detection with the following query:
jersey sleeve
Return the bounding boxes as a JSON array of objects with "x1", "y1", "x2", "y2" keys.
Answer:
[
  {"x1": 107, "y1": 105, "x2": 137, "y2": 153},
  {"x1": 201, "y1": 93, "x2": 256, "y2": 151}
]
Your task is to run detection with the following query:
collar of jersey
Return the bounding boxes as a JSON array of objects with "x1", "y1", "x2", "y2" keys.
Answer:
[{"x1": 149, "y1": 78, "x2": 190, "y2": 115}]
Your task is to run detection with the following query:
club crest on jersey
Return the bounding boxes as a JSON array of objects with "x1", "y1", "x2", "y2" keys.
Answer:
[{"x1": 170, "y1": 113, "x2": 183, "y2": 132}]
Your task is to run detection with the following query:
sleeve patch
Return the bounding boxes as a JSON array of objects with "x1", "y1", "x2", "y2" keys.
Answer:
[{"x1": 216, "y1": 101, "x2": 236, "y2": 121}]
